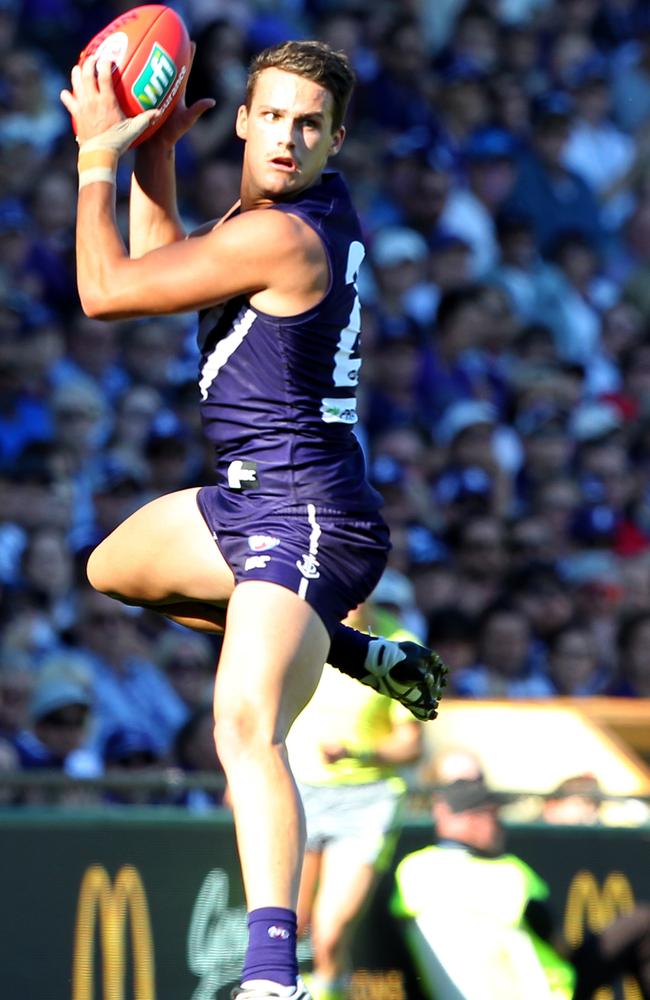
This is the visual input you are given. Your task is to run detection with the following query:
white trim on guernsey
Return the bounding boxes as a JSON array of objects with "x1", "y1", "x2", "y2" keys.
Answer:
[
  {"x1": 198, "y1": 306, "x2": 257, "y2": 401},
  {"x1": 297, "y1": 503, "x2": 322, "y2": 599}
]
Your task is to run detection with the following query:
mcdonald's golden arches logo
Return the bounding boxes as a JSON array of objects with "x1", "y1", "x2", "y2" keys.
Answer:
[
  {"x1": 564, "y1": 869, "x2": 641, "y2": 1000},
  {"x1": 72, "y1": 864, "x2": 155, "y2": 1000}
]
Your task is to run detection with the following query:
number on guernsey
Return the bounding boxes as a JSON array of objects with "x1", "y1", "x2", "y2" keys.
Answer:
[{"x1": 325, "y1": 241, "x2": 365, "y2": 425}]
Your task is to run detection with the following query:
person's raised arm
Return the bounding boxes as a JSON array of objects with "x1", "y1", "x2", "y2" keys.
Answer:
[
  {"x1": 60, "y1": 57, "x2": 328, "y2": 320},
  {"x1": 129, "y1": 44, "x2": 215, "y2": 258}
]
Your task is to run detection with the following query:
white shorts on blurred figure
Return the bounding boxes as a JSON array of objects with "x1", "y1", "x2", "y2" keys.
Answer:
[{"x1": 299, "y1": 780, "x2": 404, "y2": 867}]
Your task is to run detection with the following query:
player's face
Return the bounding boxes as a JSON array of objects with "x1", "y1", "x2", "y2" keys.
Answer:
[{"x1": 236, "y1": 67, "x2": 345, "y2": 202}]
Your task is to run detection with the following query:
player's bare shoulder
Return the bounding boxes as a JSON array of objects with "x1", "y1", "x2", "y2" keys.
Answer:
[{"x1": 200, "y1": 204, "x2": 328, "y2": 314}]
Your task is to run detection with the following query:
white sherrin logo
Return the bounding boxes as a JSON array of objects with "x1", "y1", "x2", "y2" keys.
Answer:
[{"x1": 95, "y1": 31, "x2": 129, "y2": 70}]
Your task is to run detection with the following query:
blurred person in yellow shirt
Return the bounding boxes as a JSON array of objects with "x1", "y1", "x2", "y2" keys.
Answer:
[{"x1": 288, "y1": 597, "x2": 426, "y2": 1000}]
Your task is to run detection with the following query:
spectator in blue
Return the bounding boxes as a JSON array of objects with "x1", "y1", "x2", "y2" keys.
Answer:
[
  {"x1": 16, "y1": 666, "x2": 102, "y2": 790},
  {"x1": 446, "y1": 515, "x2": 509, "y2": 618},
  {"x1": 509, "y1": 563, "x2": 576, "y2": 654},
  {"x1": 71, "y1": 588, "x2": 188, "y2": 757},
  {"x1": 0, "y1": 297, "x2": 53, "y2": 467},
  {"x1": 0, "y1": 649, "x2": 35, "y2": 752},
  {"x1": 546, "y1": 621, "x2": 611, "y2": 695},
  {"x1": 503, "y1": 92, "x2": 604, "y2": 255},
  {"x1": 172, "y1": 705, "x2": 227, "y2": 811},
  {"x1": 356, "y1": 14, "x2": 437, "y2": 141},
  {"x1": 431, "y1": 58, "x2": 492, "y2": 177},
  {"x1": 611, "y1": 26, "x2": 650, "y2": 133},
  {"x1": 563, "y1": 55, "x2": 637, "y2": 231},
  {"x1": 156, "y1": 630, "x2": 218, "y2": 714},
  {"x1": 544, "y1": 230, "x2": 618, "y2": 365},
  {"x1": 418, "y1": 285, "x2": 507, "y2": 424},
  {"x1": 441, "y1": 127, "x2": 520, "y2": 277},
  {"x1": 454, "y1": 601, "x2": 554, "y2": 698},
  {"x1": 611, "y1": 610, "x2": 650, "y2": 697},
  {"x1": 488, "y1": 212, "x2": 567, "y2": 328},
  {"x1": 51, "y1": 310, "x2": 129, "y2": 403},
  {"x1": 102, "y1": 725, "x2": 165, "y2": 805}
]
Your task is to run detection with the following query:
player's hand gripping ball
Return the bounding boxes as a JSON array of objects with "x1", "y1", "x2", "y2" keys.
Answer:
[{"x1": 74, "y1": 4, "x2": 191, "y2": 146}]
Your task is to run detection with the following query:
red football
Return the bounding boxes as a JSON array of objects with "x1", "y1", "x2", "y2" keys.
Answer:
[{"x1": 75, "y1": 4, "x2": 191, "y2": 146}]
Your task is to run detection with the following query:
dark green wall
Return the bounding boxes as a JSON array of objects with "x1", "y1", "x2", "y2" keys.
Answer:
[{"x1": 1, "y1": 809, "x2": 648, "y2": 1000}]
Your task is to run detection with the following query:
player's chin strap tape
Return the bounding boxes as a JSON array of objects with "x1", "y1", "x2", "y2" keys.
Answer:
[{"x1": 77, "y1": 113, "x2": 158, "y2": 190}]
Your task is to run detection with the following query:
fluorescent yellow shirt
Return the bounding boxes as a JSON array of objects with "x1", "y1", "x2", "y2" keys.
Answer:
[{"x1": 287, "y1": 661, "x2": 414, "y2": 787}]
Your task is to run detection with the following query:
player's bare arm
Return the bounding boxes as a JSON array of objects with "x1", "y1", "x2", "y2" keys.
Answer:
[
  {"x1": 129, "y1": 43, "x2": 215, "y2": 258},
  {"x1": 78, "y1": 200, "x2": 329, "y2": 319},
  {"x1": 61, "y1": 56, "x2": 329, "y2": 319}
]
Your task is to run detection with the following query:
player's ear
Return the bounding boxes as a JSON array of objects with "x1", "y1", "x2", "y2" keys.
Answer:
[
  {"x1": 329, "y1": 125, "x2": 345, "y2": 157},
  {"x1": 235, "y1": 104, "x2": 248, "y2": 139}
]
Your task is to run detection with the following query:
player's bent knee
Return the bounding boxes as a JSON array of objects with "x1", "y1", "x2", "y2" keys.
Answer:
[
  {"x1": 213, "y1": 707, "x2": 276, "y2": 770},
  {"x1": 86, "y1": 541, "x2": 140, "y2": 602},
  {"x1": 85, "y1": 543, "x2": 115, "y2": 595}
]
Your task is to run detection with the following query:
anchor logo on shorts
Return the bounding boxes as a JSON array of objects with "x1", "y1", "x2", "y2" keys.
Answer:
[{"x1": 296, "y1": 554, "x2": 320, "y2": 580}]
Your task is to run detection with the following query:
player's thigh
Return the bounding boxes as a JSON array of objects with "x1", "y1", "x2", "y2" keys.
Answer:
[
  {"x1": 214, "y1": 580, "x2": 330, "y2": 742},
  {"x1": 87, "y1": 487, "x2": 235, "y2": 604}
]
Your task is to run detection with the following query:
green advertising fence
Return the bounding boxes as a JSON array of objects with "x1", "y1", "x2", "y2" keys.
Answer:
[{"x1": 1, "y1": 808, "x2": 649, "y2": 1000}]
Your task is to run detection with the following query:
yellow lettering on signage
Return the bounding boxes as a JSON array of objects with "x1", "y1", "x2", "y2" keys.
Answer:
[
  {"x1": 563, "y1": 870, "x2": 641, "y2": 1000},
  {"x1": 72, "y1": 864, "x2": 155, "y2": 1000},
  {"x1": 349, "y1": 969, "x2": 405, "y2": 999}
]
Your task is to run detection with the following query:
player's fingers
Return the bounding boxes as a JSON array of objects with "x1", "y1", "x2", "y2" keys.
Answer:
[
  {"x1": 70, "y1": 63, "x2": 82, "y2": 96},
  {"x1": 186, "y1": 97, "x2": 216, "y2": 124},
  {"x1": 127, "y1": 109, "x2": 162, "y2": 145},
  {"x1": 81, "y1": 53, "x2": 100, "y2": 94},
  {"x1": 59, "y1": 88, "x2": 78, "y2": 116},
  {"x1": 95, "y1": 56, "x2": 117, "y2": 97}
]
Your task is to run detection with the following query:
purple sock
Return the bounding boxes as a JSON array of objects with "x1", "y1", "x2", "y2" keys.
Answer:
[
  {"x1": 241, "y1": 906, "x2": 297, "y2": 987},
  {"x1": 328, "y1": 624, "x2": 371, "y2": 681}
]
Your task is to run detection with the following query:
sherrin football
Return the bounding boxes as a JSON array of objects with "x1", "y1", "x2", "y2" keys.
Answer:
[{"x1": 76, "y1": 4, "x2": 191, "y2": 146}]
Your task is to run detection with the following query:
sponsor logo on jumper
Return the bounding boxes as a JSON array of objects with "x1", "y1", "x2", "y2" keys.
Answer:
[
  {"x1": 227, "y1": 459, "x2": 258, "y2": 490},
  {"x1": 296, "y1": 553, "x2": 320, "y2": 580},
  {"x1": 244, "y1": 554, "x2": 271, "y2": 572},
  {"x1": 248, "y1": 534, "x2": 281, "y2": 552},
  {"x1": 268, "y1": 926, "x2": 290, "y2": 940},
  {"x1": 320, "y1": 396, "x2": 358, "y2": 424},
  {"x1": 95, "y1": 32, "x2": 129, "y2": 70},
  {"x1": 132, "y1": 43, "x2": 176, "y2": 110}
]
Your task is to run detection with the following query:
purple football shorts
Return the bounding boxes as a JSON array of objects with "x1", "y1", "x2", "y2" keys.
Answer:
[{"x1": 196, "y1": 487, "x2": 390, "y2": 637}]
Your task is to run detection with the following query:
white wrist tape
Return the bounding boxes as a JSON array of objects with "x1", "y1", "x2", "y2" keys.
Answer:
[
  {"x1": 78, "y1": 148, "x2": 118, "y2": 190},
  {"x1": 77, "y1": 114, "x2": 156, "y2": 189}
]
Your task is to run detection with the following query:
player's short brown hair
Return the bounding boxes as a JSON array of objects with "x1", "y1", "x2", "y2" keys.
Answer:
[{"x1": 246, "y1": 40, "x2": 355, "y2": 132}]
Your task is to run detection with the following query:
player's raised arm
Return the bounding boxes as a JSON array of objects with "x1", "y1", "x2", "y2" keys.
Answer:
[
  {"x1": 129, "y1": 44, "x2": 215, "y2": 258},
  {"x1": 74, "y1": 206, "x2": 325, "y2": 319}
]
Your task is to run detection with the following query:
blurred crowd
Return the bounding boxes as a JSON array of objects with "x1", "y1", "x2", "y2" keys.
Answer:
[{"x1": 3, "y1": 0, "x2": 650, "y2": 801}]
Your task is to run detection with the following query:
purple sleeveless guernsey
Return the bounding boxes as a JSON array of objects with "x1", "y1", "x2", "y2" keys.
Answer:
[{"x1": 196, "y1": 170, "x2": 382, "y2": 515}]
